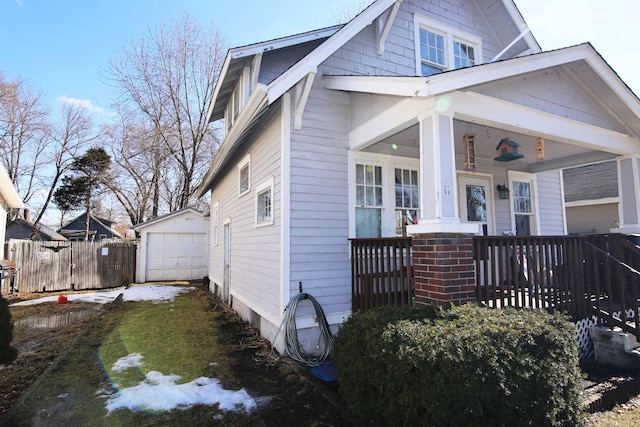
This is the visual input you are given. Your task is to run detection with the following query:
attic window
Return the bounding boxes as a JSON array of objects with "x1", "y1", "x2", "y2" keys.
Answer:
[
  {"x1": 225, "y1": 66, "x2": 252, "y2": 132},
  {"x1": 414, "y1": 14, "x2": 482, "y2": 76}
]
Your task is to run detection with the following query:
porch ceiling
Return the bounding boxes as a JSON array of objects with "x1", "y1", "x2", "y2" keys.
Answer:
[{"x1": 362, "y1": 119, "x2": 616, "y2": 172}]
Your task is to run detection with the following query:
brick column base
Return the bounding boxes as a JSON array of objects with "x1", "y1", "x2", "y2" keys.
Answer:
[{"x1": 412, "y1": 233, "x2": 476, "y2": 307}]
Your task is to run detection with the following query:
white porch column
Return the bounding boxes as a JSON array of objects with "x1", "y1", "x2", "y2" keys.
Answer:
[
  {"x1": 408, "y1": 113, "x2": 477, "y2": 235},
  {"x1": 612, "y1": 155, "x2": 640, "y2": 234}
]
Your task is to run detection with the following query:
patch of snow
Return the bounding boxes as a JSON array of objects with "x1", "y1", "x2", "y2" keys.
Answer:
[
  {"x1": 112, "y1": 353, "x2": 144, "y2": 372},
  {"x1": 100, "y1": 371, "x2": 257, "y2": 414},
  {"x1": 10, "y1": 285, "x2": 194, "y2": 307}
]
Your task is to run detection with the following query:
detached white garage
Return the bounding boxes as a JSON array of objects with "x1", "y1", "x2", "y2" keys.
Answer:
[{"x1": 134, "y1": 208, "x2": 209, "y2": 282}]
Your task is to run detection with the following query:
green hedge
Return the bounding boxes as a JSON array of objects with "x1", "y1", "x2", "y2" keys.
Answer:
[{"x1": 334, "y1": 304, "x2": 584, "y2": 427}]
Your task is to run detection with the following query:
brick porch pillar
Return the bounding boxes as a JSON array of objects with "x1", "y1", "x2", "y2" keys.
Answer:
[{"x1": 412, "y1": 233, "x2": 476, "y2": 307}]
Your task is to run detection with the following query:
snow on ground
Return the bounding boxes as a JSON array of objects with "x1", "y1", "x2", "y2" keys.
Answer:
[
  {"x1": 100, "y1": 354, "x2": 257, "y2": 414},
  {"x1": 10, "y1": 284, "x2": 194, "y2": 306},
  {"x1": 12, "y1": 284, "x2": 258, "y2": 416}
]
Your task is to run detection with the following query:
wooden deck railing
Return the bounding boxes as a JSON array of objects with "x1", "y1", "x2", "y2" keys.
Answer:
[
  {"x1": 350, "y1": 234, "x2": 640, "y2": 340},
  {"x1": 350, "y1": 238, "x2": 413, "y2": 311},
  {"x1": 473, "y1": 235, "x2": 640, "y2": 339}
]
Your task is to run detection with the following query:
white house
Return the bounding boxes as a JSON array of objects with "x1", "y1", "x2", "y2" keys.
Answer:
[
  {"x1": 196, "y1": 0, "x2": 640, "y2": 352},
  {"x1": 134, "y1": 208, "x2": 209, "y2": 283},
  {"x1": 0, "y1": 166, "x2": 24, "y2": 259}
]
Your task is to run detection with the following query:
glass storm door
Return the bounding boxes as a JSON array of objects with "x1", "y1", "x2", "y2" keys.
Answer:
[{"x1": 458, "y1": 175, "x2": 493, "y2": 235}]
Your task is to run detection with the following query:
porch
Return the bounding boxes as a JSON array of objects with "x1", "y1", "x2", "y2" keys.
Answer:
[{"x1": 350, "y1": 234, "x2": 640, "y2": 339}]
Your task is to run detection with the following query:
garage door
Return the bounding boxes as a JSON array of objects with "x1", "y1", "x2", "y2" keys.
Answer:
[{"x1": 146, "y1": 233, "x2": 207, "y2": 281}]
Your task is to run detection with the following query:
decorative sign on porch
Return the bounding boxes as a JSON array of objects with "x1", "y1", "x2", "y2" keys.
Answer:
[
  {"x1": 464, "y1": 134, "x2": 476, "y2": 169},
  {"x1": 494, "y1": 137, "x2": 524, "y2": 162},
  {"x1": 536, "y1": 137, "x2": 545, "y2": 160}
]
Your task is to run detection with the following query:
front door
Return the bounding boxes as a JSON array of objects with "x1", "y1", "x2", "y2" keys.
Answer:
[{"x1": 458, "y1": 175, "x2": 494, "y2": 235}]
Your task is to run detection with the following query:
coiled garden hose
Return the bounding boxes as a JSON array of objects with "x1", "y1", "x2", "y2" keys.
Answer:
[{"x1": 273, "y1": 292, "x2": 333, "y2": 367}]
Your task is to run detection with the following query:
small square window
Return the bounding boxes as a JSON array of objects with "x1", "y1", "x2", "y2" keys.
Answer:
[
  {"x1": 255, "y1": 177, "x2": 274, "y2": 227},
  {"x1": 238, "y1": 155, "x2": 251, "y2": 196}
]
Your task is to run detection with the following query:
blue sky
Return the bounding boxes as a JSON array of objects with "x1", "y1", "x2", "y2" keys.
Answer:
[{"x1": 1, "y1": 0, "x2": 639, "y2": 119}]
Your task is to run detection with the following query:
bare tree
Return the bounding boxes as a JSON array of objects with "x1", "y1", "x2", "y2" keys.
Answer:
[
  {"x1": 105, "y1": 13, "x2": 225, "y2": 212},
  {"x1": 30, "y1": 102, "x2": 94, "y2": 230},
  {"x1": 331, "y1": 0, "x2": 371, "y2": 23},
  {"x1": 0, "y1": 74, "x2": 50, "y2": 209},
  {"x1": 101, "y1": 112, "x2": 169, "y2": 225}
]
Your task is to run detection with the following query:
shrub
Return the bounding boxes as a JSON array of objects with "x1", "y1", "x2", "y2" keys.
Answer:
[
  {"x1": 0, "y1": 294, "x2": 18, "y2": 365},
  {"x1": 334, "y1": 304, "x2": 584, "y2": 427},
  {"x1": 333, "y1": 305, "x2": 440, "y2": 424}
]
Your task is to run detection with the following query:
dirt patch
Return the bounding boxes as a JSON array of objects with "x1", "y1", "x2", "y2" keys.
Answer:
[
  {"x1": 1, "y1": 288, "x2": 351, "y2": 426},
  {"x1": 0, "y1": 297, "x2": 102, "y2": 418}
]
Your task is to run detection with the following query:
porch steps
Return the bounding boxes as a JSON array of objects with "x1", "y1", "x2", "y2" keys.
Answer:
[{"x1": 589, "y1": 325, "x2": 640, "y2": 370}]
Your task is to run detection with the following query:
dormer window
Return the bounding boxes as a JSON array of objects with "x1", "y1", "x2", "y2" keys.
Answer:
[
  {"x1": 414, "y1": 15, "x2": 482, "y2": 76},
  {"x1": 225, "y1": 65, "x2": 254, "y2": 133}
]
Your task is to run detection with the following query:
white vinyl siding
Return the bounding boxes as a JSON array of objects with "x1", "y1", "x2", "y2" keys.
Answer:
[
  {"x1": 209, "y1": 111, "x2": 282, "y2": 324},
  {"x1": 289, "y1": 79, "x2": 351, "y2": 316},
  {"x1": 536, "y1": 170, "x2": 566, "y2": 235}
]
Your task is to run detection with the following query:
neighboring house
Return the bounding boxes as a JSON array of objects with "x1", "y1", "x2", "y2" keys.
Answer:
[
  {"x1": 0, "y1": 167, "x2": 24, "y2": 259},
  {"x1": 195, "y1": 0, "x2": 640, "y2": 352},
  {"x1": 6, "y1": 216, "x2": 68, "y2": 241},
  {"x1": 133, "y1": 208, "x2": 209, "y2": 283},
  {"x1": 57, "y1": 212, "x2": 124, "y2": 241},
  {"x1": 563, "y1": 161, "x2": 620, "y2": 234}
]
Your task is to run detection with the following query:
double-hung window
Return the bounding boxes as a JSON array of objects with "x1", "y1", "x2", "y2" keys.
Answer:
[
  {"x1": 356, "y1": 163, "x2": 383, "y2": 238},
  {"x1": 509, "y1": 172, "x2": 537, "y2": 236},
  {"x1": 415, "y1": 15, "x2": 481, "y2": 76},
  {"x1": 255, "y1": 177, "x2": 274, "y2": 227},
  {"x1": 395, "y1": 168, "x2": 419, "y2": 235}
]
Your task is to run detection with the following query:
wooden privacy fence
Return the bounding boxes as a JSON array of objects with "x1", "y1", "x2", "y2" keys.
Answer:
[{"x1": 3, "y1": 239, "x2": 136, "y2": 294}]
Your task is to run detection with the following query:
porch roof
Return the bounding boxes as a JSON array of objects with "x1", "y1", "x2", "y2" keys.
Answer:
[{"x1": 323, "y1": 44, "x2": 640, "y2": 139}]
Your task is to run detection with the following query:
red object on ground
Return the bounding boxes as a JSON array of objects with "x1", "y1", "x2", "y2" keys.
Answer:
[{"x1": 57, "y1": 295, "x2": 68, "y2": 304}]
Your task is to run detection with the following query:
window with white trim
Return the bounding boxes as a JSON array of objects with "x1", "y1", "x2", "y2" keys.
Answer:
[
  {"x1": 415, "y1": 15, "x2": 481, "y2": 76},
  {"x1": 211, "y1": 202, "x2": 219, "y2": 246},
  {"x1": 356, "y1": 163, "x2": 383, "y2": 238},
  {"x1": 394, "y1": 168, "x2": 419, "y2": 236},
  {"x1": 509, "y1": 172, "x2": 538, "y2": 236},
  {"x1": 238, "y1": 155, "x2": 251, "y2": 196},
  {"x1": 255, "y1": 177, "x2": 274, "y2": 226}
]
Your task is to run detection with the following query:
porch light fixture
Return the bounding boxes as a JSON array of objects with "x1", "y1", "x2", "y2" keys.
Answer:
[
  {"x1": 494, "y1": 137, "x2": 524, "y2": 162},
  {"x1": 497, "y1": 183, "x2": 510, "y2": 199}
]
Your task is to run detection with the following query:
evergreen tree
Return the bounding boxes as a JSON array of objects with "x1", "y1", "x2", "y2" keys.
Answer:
[
  {"x1": 53, "y1": 147, "x2": 111, "y2": 238},
  {"x1": 0, "y1": 294, "x2": 17, "y2": 365}
]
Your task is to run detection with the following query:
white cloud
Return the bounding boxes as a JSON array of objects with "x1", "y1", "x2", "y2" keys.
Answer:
[{"x1": 56, "y1": 95, "x2": 104, "y2": 113}]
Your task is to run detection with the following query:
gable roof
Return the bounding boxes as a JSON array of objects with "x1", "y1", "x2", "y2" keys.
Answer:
[
  {"x1": 58, "y1": 212, "x2": 124, "y2": 239},
  {"x1": 6, "y1": 218, "x2": 67, "y2": 241},
  {"x1": 323, "y1": 43, "x2": 640, "y2": 139},
  {"x1": 133, "y1": 207, "x2": 207, "y2": 231},
  {"x1": 195, "y1": 0, "x2": 578, "y2": 197}
]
